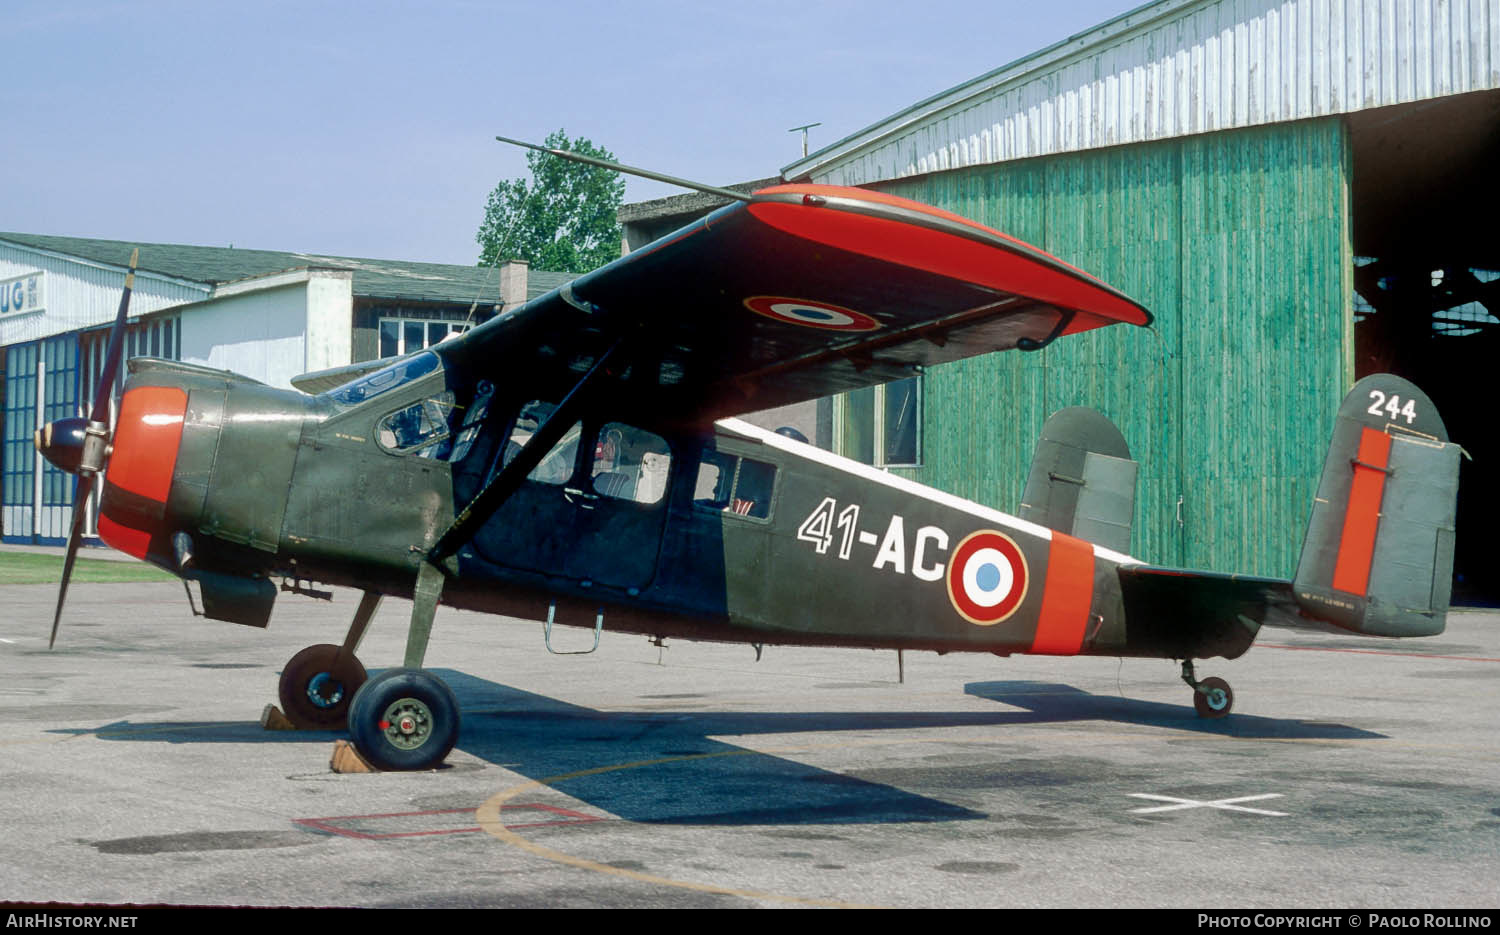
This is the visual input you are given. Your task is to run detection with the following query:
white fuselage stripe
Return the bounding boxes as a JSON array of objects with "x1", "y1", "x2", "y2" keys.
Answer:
[{"x1": 717, "y1": 417, "x2": 1141, "y2": 567}]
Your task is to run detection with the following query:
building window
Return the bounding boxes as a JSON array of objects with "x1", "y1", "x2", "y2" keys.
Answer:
[
  {"x1": 40, "y1": 336, "x2": 78, "y2": 509},
  {"x1": 379, "y1": 317, "x2": 469, "y2": 358},
  {"x1": 3, "y1": 343, "x2": 38, "y2": 511},
  {"x1": 80, "y1": 315, "x2": 181, "y2": 405},
  {"x1": 835, "y1": 376, "x2": 922, "y2": 468}
]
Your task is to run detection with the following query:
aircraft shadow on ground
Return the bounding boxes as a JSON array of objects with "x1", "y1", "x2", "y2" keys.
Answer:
[
  {"x1": 51, "y1": 671, "x2": 1381, "y2": 827},
  {"x1": 963, "y1": 680, "x2": 1386, "y2": 740}
]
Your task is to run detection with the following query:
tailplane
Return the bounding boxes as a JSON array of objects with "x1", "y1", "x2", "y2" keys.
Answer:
[{"x1": 1292, "y1": 374, "x2": 1460, "y2": 636}]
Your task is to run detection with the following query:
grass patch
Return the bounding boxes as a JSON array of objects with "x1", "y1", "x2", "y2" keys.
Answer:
[{"x1": 0, "y1": 551, "x2": 177, "y2": 585}]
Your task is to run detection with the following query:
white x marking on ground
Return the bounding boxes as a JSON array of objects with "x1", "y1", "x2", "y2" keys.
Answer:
[{"x1": 1128, "y1": 793, "x2": 1288, "y2": 816}]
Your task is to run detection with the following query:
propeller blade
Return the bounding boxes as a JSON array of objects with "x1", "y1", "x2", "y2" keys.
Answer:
[
  {"x1": 90, "y1": 248, "x2": 138, "y2": 422},
  {"x1": 50, "y1": 248, "x2": 136, "y2": 648},
  {"x1": 50, "y1": 474, "x2": 95, "y2": 649}
]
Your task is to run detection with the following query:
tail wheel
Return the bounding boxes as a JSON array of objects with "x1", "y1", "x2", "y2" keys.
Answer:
[
  {"x1": 1193, "y1": 676, "x2": 1233, "y2": 719},
  {"x1": 348, "y1": 668, "x2": 460, "y2": 771},
  {"x1": 278, "y1": 644, "x2": 367, "y2": 729}
]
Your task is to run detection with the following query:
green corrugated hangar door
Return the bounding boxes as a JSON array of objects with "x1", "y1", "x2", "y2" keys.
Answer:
[
  {"x1": 881, "y1": 97, "x2": 1498, "y2": 603},
  {"x1": 878, "y1": 118, "x2": 1351, "y2": 584}
]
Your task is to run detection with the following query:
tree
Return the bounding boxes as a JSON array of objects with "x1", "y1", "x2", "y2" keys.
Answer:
[{"x1": 476, "y1": 130, "x2": 626, "y2": 274}]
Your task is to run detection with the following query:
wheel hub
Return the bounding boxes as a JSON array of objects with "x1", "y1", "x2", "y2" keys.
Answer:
[
  {"x1": 306, "y1": 672, "x2": 344, "y2": 708},
  {"x1": 378, "y1": 698, "x2": 432, "y2": 750}
]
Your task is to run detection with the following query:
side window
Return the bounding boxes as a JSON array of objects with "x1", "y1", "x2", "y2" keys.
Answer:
[
  {"x1": 502, "y1": 400, "x2": 581, "y2": 485},
  {"x1": 377, "y1": 392, "x2": 456, "y2": 459},
  {"x1": 693, "y1": 449, "x2": 778, "y2": 519},
  {"x1": 591, "y1": 422, "x2": 671, "y2": 505},
  {"x1": 447, "y1": 380, "x2": 493, "y2": 463},
  {"x1": 733, "y1": 458, "x2": 777, "y2": 519},
  {"x1": 694, "y1": 450, "x2": 737, "y2": 510}
]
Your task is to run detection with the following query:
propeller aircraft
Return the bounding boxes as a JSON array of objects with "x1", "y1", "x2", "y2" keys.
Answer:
[{"x1": 34, "y1": 140, "x2": 1461, "y2": 771}]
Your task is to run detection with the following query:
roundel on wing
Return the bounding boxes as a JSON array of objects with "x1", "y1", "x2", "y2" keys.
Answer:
[
  {"x1": 946, "y1": 530, "x2": 1029, "y2": 626},
  {"x1": 743, "y1": 296, "x2": 881, "y2": 332}
]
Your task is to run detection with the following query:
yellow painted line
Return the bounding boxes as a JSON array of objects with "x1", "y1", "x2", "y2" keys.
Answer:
[
  {"x1": 476, "y1": 723, "x2": 1500, "y2": 905},
  {"x1": 475, "y1": 746, "x2": 883, "y2": 909},
  {"x1": 473, "y1": 727, "x2": 1491, "y2": 907}
]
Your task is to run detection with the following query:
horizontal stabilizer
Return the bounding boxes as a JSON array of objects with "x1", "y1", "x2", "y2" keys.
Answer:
[{"x1": 1117, "y1": 566, "x2": 1299, "y2": 660}]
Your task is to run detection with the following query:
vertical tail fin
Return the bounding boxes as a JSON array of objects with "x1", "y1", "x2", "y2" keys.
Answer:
[
  {"x1": 1293, "y1": 374, "x2": 1460, "y2": 636},
  {"x1": 1020, "y1": 407, "x2": 1138, "y2": 555}
]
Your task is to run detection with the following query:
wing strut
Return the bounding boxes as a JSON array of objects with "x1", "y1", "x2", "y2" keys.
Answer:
[{"x1": 427, "y1": 339, "x2": 625, "y2": 564}]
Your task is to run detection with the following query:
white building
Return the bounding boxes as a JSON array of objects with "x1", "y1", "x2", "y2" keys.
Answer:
[{"x1": 0, "y1": 233, "x2": 571, "y2": 544}]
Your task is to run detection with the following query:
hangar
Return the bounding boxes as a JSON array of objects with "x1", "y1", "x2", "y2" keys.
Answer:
[
  {"x1": 626, "y1": 0, "x2": 1500, "y2": 600},
  {"x1": 0, "y1": 234, "x2": 569, "y2": 545}
]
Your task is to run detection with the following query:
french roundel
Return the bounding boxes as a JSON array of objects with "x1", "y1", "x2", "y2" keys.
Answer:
[
  {"x1": 946, "y1": 530, "x2": 1029, "y2": 626},
  {"x1": 743, "y1": 296, "x2": 882, "y2": 332}
]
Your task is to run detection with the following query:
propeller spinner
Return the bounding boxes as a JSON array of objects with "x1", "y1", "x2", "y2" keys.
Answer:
[{"x1": 34, "y1": 248, "x2": 138, "y2": 648}]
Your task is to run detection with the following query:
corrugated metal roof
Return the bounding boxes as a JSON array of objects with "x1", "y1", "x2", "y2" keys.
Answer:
[
  {"x1": 0, "y1": 232, "x2": 572, "y2": 304},
  {"x1": 784, "y1": 0, "x2": 1500, "y2": 186}
]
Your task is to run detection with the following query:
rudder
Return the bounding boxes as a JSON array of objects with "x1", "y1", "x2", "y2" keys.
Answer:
[
  {"x1": 1020, "y1": 407, "x2": 1137, "y2": 555},
  {"x1": 1293, "y1": 374, "x2": 1460, "y2": 637}
]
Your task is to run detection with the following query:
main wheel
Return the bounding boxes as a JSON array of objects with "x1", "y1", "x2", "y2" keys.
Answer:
[
  {"x1": 348, "y1": 668, "x2": 460, "y2": 771},
  {"x1": 278, "y1": 644, "x2": 367, "y2": 729},
  {"x1": 1192, "y1": 676, "x2": 1233, "y2": 718}
]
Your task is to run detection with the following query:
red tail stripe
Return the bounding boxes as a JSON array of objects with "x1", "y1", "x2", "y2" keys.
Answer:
[
  {"x1": 1030, "y1": 532, "x2": 1095, "y2": 655},
  {"x1": 1331, "y1": 427, "x2": 1393, "y2": 596}
]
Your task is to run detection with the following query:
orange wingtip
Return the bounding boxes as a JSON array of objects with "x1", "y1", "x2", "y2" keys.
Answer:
[{"x1": 750, "y1": 183, "x2": 1151, "y2": 329}]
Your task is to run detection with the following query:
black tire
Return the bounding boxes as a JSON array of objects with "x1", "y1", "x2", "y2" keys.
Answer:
[
  {"x1": 348, "y1": 668, "x2": 460, "y2": 771},
  {"x1": 1192, "y1": 676, "x2": 1233, "y2": 718},
  {"x1": 278, "y1": 644, "x2": 367, "y2": 729}
]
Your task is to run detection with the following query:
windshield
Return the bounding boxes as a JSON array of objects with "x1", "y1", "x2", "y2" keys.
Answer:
[{"x1": 326, "y1": 351, "x2": 441, "y2": 409}]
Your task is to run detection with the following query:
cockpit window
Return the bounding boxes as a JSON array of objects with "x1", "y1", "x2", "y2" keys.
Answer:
[
  {"x1": 377, "y1": 392, "x2": 456, "y2": 458},
  {"x1": 327, "y1": 351, "x2": 441, "y2": 408}
]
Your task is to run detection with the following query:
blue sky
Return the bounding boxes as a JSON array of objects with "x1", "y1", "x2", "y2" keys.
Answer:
[{"x1": 5, "y1": 1, "x2": 1139, "y2": 266}]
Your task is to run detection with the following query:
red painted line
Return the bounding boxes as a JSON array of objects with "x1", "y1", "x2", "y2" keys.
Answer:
[
  {"x1": 296, "y1": 806, "x2": 483, "y2": 822},
  {"x1": 294, "y1": 803, "x2": 602, "y2": 840},
  {"x1": 1331, "y1": 427, "x2": 1392, "y2": 595},
  {"x1": 1258, "y1": 642, "x2": 1500, "y2": 663},
  {"x1": 1030, "y1": 532, "x2": 1095, "y2": 655}
]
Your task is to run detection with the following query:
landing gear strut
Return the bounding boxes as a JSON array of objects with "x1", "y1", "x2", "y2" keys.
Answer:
[
  {"x1": 347, "y1": 563, "x2": 459, "y2": 771},
  {"x1": 1180, "y1": 660, "x2": 1233, "y2": 718},
  {"x1": 277, "y1": 591, "x2": 382, "y2": 728}
]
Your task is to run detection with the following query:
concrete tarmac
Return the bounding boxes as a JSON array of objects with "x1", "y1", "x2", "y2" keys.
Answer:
[{"x1": 0, "y1": 578, "x2": 1495, "y2": 909}]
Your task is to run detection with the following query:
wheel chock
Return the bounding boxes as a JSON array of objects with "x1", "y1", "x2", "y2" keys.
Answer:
[
  {"x1": 260, "y1": 704, "x2": 297, "y2": 731},
  {"x1": 329, "y1": 739, "x2": 376, "y2": 774}
]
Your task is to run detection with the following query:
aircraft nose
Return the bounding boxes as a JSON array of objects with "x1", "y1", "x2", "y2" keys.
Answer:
[
  {"x1": 34, "y1": 418, "x2": 90, "y2": 475},
  {"x1": 97, "y1": 386, "x2": 188, "y2": 559}
]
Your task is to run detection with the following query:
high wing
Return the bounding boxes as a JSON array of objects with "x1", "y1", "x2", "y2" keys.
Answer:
[{"x1": 437, "y1": 183, "x2": 1151, "y2": 425}]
